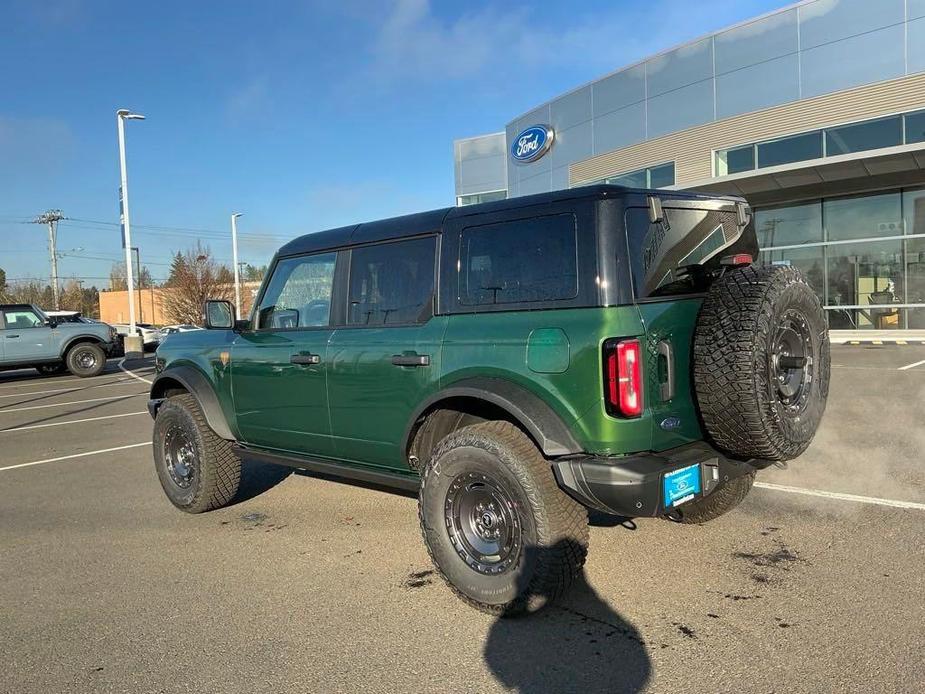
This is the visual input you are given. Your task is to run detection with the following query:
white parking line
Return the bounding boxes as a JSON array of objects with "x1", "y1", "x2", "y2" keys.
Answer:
[
  {"x1": 0, "y1": 411, "x2": 148, "y2": 434},
  {"x1": 897, "y1": 358, "x2": 925, "y2": 371},
  {"x1": 119, "y1": 357, "x2": 154, "y2": 385},
  {"x1": 0, "y1": 393, "x2": 145, "y2": 413},
  {"x1": 0, "y1": 442, "x2": 152, "y2": 472},
  {"x1": 0, "y1": 372, "x2": 126, "y2": 390},
  {"x1": 755, "y1": 482, "x2": 925, "y2": 511},
  {"x1": 0, "y1": 379, "x2": 138, "y2": 399}
]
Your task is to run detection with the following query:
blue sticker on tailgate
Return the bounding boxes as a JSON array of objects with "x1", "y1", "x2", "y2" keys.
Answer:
[{"x1": 663, "y1": 463, "x2": 702, "y2": 507}]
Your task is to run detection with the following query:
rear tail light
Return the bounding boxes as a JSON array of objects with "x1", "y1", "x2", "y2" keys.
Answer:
[
  {"x1": 720, "y1": 253, "x2": 753, "y2": 266},
  {"x1": 604, "y1": 338, "x2": 643, "y2": 418}
]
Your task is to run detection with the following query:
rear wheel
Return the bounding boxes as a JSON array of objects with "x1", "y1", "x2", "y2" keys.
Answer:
[
  {"x1": 418, "y1": 421, "x2": 588, "y2": 615},
  {"x1": 667, "y1": 472, "x2": 756, "y2": 524},
  {"x1": 693, "y1": 265, "x2": 830, "y2": 462},
  {"x1": 153, "y1": 394, "x2": 241, "y2": 513},
  {"x1": 65, "y1": 342, "x2": 106, "y2": 378}
]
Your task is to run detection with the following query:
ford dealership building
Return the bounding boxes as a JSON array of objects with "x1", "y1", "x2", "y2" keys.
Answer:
[{"x1": 453, "y1": 0, "x2": 925, "y2": 331}]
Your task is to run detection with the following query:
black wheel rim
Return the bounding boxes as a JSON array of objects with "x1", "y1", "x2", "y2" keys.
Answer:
[
  {"x1": 74, "y1": 349, "x2": 97, "y2": 371},
  {"x1": 164, "y1": 425, "x2": 197, "y2": 489},
  {"x1": 771, "y1": 309, "x2": 814, "y2": 413},
  {"x1": 445, "y1": 471, "x2": 522, "y2": 575}
]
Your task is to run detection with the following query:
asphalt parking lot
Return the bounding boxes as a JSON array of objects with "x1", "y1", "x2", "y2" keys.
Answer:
[{"x1": 1, "y1": 347, "x2": 923, "y2": 694}]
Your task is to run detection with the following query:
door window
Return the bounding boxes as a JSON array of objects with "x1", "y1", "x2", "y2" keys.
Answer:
[
  {"x1": 2, "y1": 309, "x2": 44, "y2": 329},
  {"x1": 256, "y1": 253, "x2": 336, "y2": 329},
  {"x1": 347, "y1": 237, "x2": 436, "y2": 325},
  {"x1": 459, "y1": 214, "x2": 578, "y2": 306}
]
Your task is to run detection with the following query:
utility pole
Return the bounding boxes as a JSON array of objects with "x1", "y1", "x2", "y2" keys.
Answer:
[
  {"x1": 31, "y1": 210, "x2": 66, "y2": 309},
  {"x1": 230, "y1": 213, "x2": 243, "y2": 320}
]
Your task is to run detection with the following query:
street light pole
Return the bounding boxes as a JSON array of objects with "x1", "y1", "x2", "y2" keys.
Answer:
[
  {"x1": 231, "y1": 212, "x2": 243, "y2": 320},
  {"x1": 131, "y1": 246, "x2": 142, "y2": 323},
  {"x1": 116, "y1": 108, "x2": 144, "y2": 342}
]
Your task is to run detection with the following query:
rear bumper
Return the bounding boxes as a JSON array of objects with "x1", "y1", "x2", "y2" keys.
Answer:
[{"x1": 552, "y1": 442, "x2": 758, "y2": 517}]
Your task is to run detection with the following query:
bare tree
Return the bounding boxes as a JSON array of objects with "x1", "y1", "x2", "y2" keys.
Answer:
[{"x1": 160, "y1": 243, "x2": 235, "y2": 325}]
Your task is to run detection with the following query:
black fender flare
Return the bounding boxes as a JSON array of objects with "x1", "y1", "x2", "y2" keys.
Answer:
[
  {"x1": 148, "y1": 365, "x2": 235, "y2": 440},
  {"x1": 402, "y1": 377, "x2": 583, "y2": 458},
  {"x1": 61, "y1": 334, "x2": 108, "y2": 355}
]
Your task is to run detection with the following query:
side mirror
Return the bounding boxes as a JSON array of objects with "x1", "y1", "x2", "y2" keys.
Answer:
[
  {"x1": 45, "y1": 318, "x2": 58, "y2": 329},
  {"x1": 203, "y1": 300, "x2": 235, "y2": 330}
]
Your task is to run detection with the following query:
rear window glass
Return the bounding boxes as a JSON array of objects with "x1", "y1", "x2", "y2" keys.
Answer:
[
  {"x1": 347, "y1": 236, "x2": 436, "y2": 325},
  {"x1": 459, "y1": 214, "x2": 578, "y2": 306},
  {"x1": 626, "y1": 207, "x2": 739, "y2": 298}
]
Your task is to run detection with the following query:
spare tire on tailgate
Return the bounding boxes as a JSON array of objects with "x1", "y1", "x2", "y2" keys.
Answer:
[{"x1": 693, "y1": 264, "x2": 829, "y2": 462}]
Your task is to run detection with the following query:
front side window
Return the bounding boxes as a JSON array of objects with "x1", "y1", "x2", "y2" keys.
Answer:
[
  {"x1": 347, "y1": 237, "x2": 436, "y2": 325},
  {"x1": 2, "y1": 309, "x2": 44, "y2": 329},
  {"x1": 257, "y1": 252, "x2": 336, "y2": 329},
  {"x1": 460, "y1": 214, "x2": 578, "y2": 306}
]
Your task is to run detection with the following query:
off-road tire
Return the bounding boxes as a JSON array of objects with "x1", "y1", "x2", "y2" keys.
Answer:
[
  {"x1": 418, "y1": 421, "x2": 589, "y2": 616},
  {"x1": 667, "y1": 472, "x2": 756, "y2": 524},
  {"x1": 36, "y1": 363, "x2": 68, "y2": 376},
  {"x1": 65, "y1": 342, "x2": 106, "y2": 378},
  {"x1": 693, "y1": 265, "x2": 829, "y2": 462},
  {"x1": 153, "y1": 394, "x2": 241, "y2": 513}
]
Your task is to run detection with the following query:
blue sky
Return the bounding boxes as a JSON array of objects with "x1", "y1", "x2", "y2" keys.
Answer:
[{"x1": 0, "y1": 0, "x2": 785, "y2": 287}]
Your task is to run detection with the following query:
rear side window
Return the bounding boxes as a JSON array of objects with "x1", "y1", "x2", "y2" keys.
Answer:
[
  {"x1": 347, "y1": 236, "x2": 436, "y2": 325},
  {"x1": 257, "y1": 252, "x2": 337, "y2": 329},
  {"x1": 625, "y1": 207, "x2": 740, "y2": 299},
  {"x1": 459, "y1": 214, "x2": 578, "y2": 306}
]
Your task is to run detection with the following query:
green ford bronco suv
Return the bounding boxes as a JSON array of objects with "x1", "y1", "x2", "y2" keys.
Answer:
[{"x1": 148, "y1": 185, "x2": 829, "y2": 614}]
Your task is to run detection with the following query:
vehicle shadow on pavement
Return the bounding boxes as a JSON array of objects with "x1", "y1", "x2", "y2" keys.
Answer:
[
  {"x1": 229, "y1": 459, "x2": 294, "y2": 506},
  {"x1": 483, "y1": 544, "x2": 651, "y2": 694}
]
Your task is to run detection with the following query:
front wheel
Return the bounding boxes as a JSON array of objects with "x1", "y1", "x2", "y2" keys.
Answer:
[
  {"x1": 418, "y1": 421, "x2": 589, "y2": 615},
  {"x1": 153, "y1": 394, "x2": 241, "y2": 513},
  {"x1": 65, "y1": 343, "x2": 106, "y2": 378}
]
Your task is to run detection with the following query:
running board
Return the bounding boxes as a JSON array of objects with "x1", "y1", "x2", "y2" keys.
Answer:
[{"x1": 232, "y1": 445, "x2": 421, "y2": 492}]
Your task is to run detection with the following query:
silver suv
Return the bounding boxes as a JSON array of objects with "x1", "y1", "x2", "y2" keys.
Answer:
[{"x1": 0, "y1": 304, "x2": 118, "y2": 377}]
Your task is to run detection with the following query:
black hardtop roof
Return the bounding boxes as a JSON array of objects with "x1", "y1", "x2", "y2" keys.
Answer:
[
  {"x1": 277, "y1": 184, "x2": 744, "y2": 257},
  {"x1": 0, "y1": 303, "x2": 39, "y2": 311}
]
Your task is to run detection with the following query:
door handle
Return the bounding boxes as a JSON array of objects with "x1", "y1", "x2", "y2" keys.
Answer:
[
  {"x1": 657, "y1": 340, "x2": 674, "y2": 401},
  {"x1": 391, "y1": 353, "x2": 430, "y2": 367},
  {"x1": 290, "y1": 353, "x2": 321, "y2": 365},
  {"x1": 6, "y1": 334, "x2": 19, "y2": 339}
]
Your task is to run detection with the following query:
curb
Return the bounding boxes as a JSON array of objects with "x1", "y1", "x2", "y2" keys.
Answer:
[{"x1": 833, "y1": 339, "x2": 925, "y2": 346}]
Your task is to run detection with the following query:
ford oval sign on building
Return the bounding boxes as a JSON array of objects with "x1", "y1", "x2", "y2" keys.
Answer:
[{"x1": 511, "y1": 125, "x2": 554, "y2": 164}]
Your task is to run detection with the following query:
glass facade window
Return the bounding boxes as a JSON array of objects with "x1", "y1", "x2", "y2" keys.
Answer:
[
  {"x1": 824, "y1": 192, "x2": 901, "y2": 242},
  {"x1": 601, "y1": 163, "x2": 675, "y2": 189},
  {"x1": 647, "y1": 163, "x2": 675, "y2": 188},
  {"x1": 825, "y1": 116, "x2": 902, "y2": 156},
  {"x1": 755, "y1": 201, "x2": 823, "y2": 247},
  {"x1": 714, "y1": 108, "x2": 925, "y2": 180},
  {"x1": 826, "y1": 240, "x2": 903, "y2": 329},
  {"x1": 457, "y1": 190, "x2": 507, "y2": 206},
  {"x1": 757, "y1": 188, "x2": 925, "y2": 331},
  {"x1": 607, "y1": 170, "x2": 647, "y2": 188},
  {"x1": 905, "y1": 110, "x2": 925, "y2": 144},
  {"x1": 757, "y1": 131, "x2": 823, "y2": 168},
  {"x1": 716, "y1": 144, "x2": 755, "y2": 176}
]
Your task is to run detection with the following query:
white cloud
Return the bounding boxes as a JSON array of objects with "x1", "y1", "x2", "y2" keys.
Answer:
[
  {"x1": 225, "y1": 75, "x2": 272, "y2": 123},
  {"x1": 366, "y1": 0, "x2": 773, "y2": 85}
]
